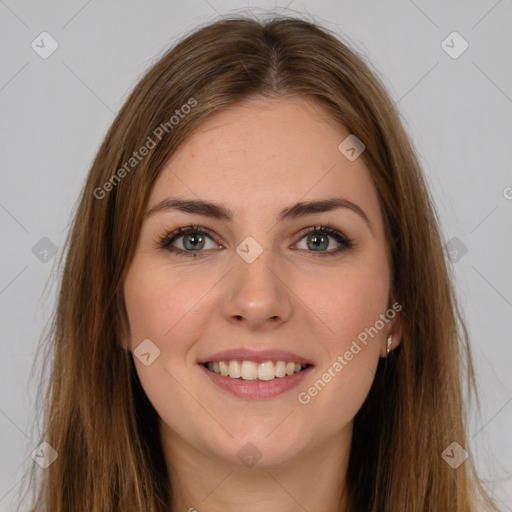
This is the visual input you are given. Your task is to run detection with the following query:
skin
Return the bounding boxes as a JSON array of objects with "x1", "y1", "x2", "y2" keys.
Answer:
[{"x1": 123, "y1": 95, "x2": 402, "y2": 512}]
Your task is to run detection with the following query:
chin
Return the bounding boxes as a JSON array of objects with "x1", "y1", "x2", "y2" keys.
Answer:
[{"x1": 216, "y1": 428, "x2": 305, "y2": 468}]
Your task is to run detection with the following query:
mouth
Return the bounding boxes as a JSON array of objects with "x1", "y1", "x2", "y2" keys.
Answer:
[
  {"x1": 201, "y1": 360, "x2": 313, "y2": 381},
  {"x1": 197, "y1": 348, "x2": 315, "y2": 399}
]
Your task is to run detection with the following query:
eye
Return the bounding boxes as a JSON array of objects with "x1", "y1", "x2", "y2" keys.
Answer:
[
  {"x1": 157, "y1": 223, "x2": 353, "y2": 258},
  {"x1": 294, "y1": 224, "x2": 353, "y2": 257},
  {"x1": 158, "y1": 225, "x2": 219, "y2": 258}
]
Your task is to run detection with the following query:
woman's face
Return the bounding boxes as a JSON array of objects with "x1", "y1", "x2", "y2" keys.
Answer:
[{"x1": 123, "y1": 96, "x2": 400, "y2": 468}]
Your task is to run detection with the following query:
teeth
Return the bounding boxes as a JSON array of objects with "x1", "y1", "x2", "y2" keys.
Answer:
[
  {"x1": 241, "y1": 361, "x2": 258, "y2": 380},
  {"x1": 219, "y1": 361, "x2": 229, "y2": 377},
  {"x1": 205, "y1": 360, "x2": 309, "y2": 380},
  {"x1": 228, "y1": 360, "x2": 241, "y2": 378},
  {"x1": 275, "y1": 361, "x2": 287, "y2": 377},
  {"x1": 257, "y1": 361, "x2": 275, "y2": 381}
]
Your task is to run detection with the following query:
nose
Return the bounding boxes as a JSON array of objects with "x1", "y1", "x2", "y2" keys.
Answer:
[{"x1": 221, "y1": 245, "x2": 293, "y2": 330}]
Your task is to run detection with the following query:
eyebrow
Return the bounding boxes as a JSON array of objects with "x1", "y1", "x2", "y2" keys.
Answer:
[{"x1": 146, "y1": 196, "x2": 372, "y2": 231}]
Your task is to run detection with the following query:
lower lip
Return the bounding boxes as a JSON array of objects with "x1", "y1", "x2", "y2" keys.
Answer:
[{"x1": 199, "y1": 364, "x2": 314, "y2": 399}]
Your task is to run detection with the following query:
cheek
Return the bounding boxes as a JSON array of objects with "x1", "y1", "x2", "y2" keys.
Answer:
[
  {"x1": 331, "y1": 276, "x2": 388, "y2": 343},
  {"x1": 123, "y1": 259, "x2": 207, "y2": 348},
  {"x1": 123, "y1": 260, "x2": 207, "y2": 406},
  {"x1": 293, "y1": 255, "x2": 390, "y2": 421},
  {"x1": 304, "y1": 258, "x2": 390, "y2": 347}
]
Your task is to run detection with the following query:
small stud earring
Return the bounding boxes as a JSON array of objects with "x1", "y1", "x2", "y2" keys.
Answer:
[{"x1": 386, "y1": 335, "x2": 392, "y2": 356}]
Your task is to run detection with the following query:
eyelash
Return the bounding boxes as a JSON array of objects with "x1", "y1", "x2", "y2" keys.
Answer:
[{"x1": 157, "y1": 223, "x2": 353, "y2": 258}]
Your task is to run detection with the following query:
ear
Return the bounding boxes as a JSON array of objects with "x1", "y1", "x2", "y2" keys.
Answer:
[{"x1": 381, "y1": 302, "x2": 403, "y2": 357}]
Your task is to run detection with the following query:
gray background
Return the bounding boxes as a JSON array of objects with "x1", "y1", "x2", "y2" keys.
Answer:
[{"x1": 1, "y1": 0, "x2": 511, "y2": 510}]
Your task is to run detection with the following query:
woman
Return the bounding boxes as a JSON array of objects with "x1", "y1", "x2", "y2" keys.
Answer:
[{"x1": 23, "y1": 14, "x2": 501, "y2": 512}]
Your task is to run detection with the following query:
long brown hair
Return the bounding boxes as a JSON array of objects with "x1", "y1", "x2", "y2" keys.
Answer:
[{"x1": 20, "y1": 13, "x2": 501, "y2": 512}]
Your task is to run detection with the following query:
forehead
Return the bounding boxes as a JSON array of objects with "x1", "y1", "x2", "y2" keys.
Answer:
[{"x1": 148, "y1": 96, "x2": 382, "y2": 227}]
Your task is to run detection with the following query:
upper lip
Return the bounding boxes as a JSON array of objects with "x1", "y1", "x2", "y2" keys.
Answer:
[{"x1": 197, "y1": 348, "x2": 314, "y2": 366}]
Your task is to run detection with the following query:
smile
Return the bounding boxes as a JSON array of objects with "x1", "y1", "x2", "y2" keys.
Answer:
[
  {"x1": 203, "y1": 360, "x2": 311, "y2": 381},
  {"x1": 199, "y1": 360, "x2": 314, "y2": 399}
]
